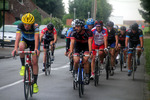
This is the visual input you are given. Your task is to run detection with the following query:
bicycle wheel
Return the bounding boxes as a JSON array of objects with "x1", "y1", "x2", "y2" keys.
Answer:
[
  {"x1": 94, "y1": 59, "x2": 99, "y2": 86},
  {"x1": 81, "y1": 68, "x2": 84, "y2": 95},
  {"x1": 29, "y1": 67, "x2": 33, "y2": 97},
  {"x1": 120, "y1": 52, "x2": 123, "y2": 71},
  {"x1": 105, "y1": 55, "x2": 110, "y2": 80},
  {"x1": 48, "y1": 51, "x2": 51, "y2": 75},
  {"x1": 78, "y1": 67, "x2": 82, "y2": 98},
  {"x1": 24, "y1": 65, "x2": 30, "y2": 100},
  {"x1": 132, "y1": 56, "x2": 135, "y2": 80},
  {"x1": 70, "y1": 57, "x2": 73, "y2": 71}
]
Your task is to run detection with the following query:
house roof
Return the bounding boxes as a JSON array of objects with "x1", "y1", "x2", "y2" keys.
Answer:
[{"x1": 8, "y1": 0, "x2": 49, "y2": 19}]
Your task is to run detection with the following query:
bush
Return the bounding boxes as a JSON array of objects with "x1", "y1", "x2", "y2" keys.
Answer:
[{"x1": 31, "y1": 9, "x2": 41, "y2": 25}]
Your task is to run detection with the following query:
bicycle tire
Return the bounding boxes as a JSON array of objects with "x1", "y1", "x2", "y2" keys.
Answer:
[
  {"x1": 81, "y1": 68, "x2": 84, "y2": 95},
  {"x1": 48, "y1": 51, "x2": 51, "y2": 75},
  {"x1": 120, "y1": 52, "x2": 123, "y2": 71},
  {"x1": 78, "y1": 67, "x2": 82, "y2": 98},
  {"x1": 94, "y1": 59, "x2": 99, "y2": 86},
  {"x1": 106, "y1": 55, "x2": 110, "y2": 80},
  {"x1": 24, "y1": 65, "x2": 30, "y2": 100},
  {"x1": 29, "y1": 67, "x2": 33, "y2": 97},
  {"x1": 132, "y1": 56, "x2": 135, "y2": 80}
]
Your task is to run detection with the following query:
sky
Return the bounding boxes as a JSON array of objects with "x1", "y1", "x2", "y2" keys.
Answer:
[{"x1": 62, "y1": 0, "x2": 144, "y2": 20}]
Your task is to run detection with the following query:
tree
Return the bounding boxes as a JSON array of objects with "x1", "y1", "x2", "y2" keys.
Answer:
[
  {"x1": 139, "y1": 0, "x2": 150, "y2": 23},
  {"x1": 0, "y1": 12, "x2": 2, "y2": 28},
  {"x1": 62, "y1": 14, "x2": 73, "y2": 24},
  {"x1": 31, "y1": 9, "x2": 41, "y2": 25},
  {"x1": 68, "y1": 0, "x2": 112, "y2": 23},
  {"x1": 36, "y1": 0, "x2": 65, "y2": 19}
]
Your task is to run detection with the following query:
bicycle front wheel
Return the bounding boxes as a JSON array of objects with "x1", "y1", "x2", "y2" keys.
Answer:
[
  {"x1": 24, "y1": 65, "x2": 30, "y2": 100},
  {"x1": 120, "y1": 52, "x2": 123, "y2": 71},
  {"x1": 105, "y1": 55, "x2": 110, "y2": 80},
  {"x1": 94, "y1": 59, "x2": 99, "y2": 86}
]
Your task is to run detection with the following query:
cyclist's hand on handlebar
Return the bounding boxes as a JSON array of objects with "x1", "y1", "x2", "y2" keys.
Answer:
[
  {"x1": 34, "y1": 49, "x2": 40, "y2": 56},
  {"x1": 89, "y1": 51, "x2": 93, "y2": 59},
  {"x1": 104, "y1": 48, "x2": 108, "y2": 54},
  {"x1": 65, "y1": 52, "x2": 68, "y2": 56},
  {"x1": 12, "y1": 49, "x2": 18, "y2": 57},
  {"x1": 68, "y1": 52, "x2": 72, "y2": 58}
]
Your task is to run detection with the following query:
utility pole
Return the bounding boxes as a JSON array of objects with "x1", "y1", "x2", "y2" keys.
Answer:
[
  {"x1": 2, "y1": 0, "x2": 5, "y2": 48},
  {"x1": 93, "y1": 0, "x2": 97, "y2": 20}
]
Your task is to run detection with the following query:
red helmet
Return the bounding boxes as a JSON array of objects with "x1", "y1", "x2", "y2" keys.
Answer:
[{"x1": 95, "y1": 20, "x2": 103, "y2": 26}]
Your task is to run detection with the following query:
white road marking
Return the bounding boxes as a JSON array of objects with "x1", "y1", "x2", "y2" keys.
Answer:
[{"x1": 0, "y1": 63, "x2": 69, "y2": 91}]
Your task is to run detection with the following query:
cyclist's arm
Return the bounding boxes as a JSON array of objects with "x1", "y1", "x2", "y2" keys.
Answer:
[
  {"x1": 70, "y1": 38, "x2": 75, "y2": 53},
  {"x1": 14, "y1": 32, "x2": 21, "y2": 50},
  {"x1": 139, "y1": 36, "x2": 143, "y2": 48},
  {"x1": 53, "y1": 34, "x2": 57, "y2": 43},
  {"x1": 34, "y1": 31, "x2": 39, "y2": 50},
  {"x1": 104, "y1": 36, "x2": 108, "y2": 49},
  {"x1": 40, "y1": 33, "x2": 44, "y2": 43},
  {"x1": 66, "y1": 37, "x2": 70, "y2": 52},
  {"x1": 88, "y1": 37, "x2": 93, "y2": 53},
  {"x1": 125, "y1": 36, "x2": 129, "y2": 48},
  {"x1": 115, "y1": 34, "x2": 119, "y2": 48}
]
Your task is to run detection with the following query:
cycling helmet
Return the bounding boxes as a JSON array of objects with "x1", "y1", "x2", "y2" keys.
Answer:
[
  {"x1": 47, "y1": 23, "x2": 54, "y2": 30},
  {"x1": 75, "y1": 19, "x2": 85, "y2": 27},
  {"x1": 131, "y1": 23, "x2": 139, "y2": 31},
  {"x1": 71, "y1": 20, "x2": 75, "y2": 27},
  {"x1": 106, "y1": 21, "x2": 114, "y2": 27},
  {"x1": 120, "y1": 26, "x2": 126, "y2": 31},
  {"x1": 21, "y1": 13, "x2": 35, "y2": 24},
  {"x1": 95, "y1": 20, "x2": 103, "y2": 26},
  {"x1": 86, "y1": 18, "x2": 95, "y2": 25}
]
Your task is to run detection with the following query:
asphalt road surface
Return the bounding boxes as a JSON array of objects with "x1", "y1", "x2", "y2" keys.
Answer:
[{"x1": 0, "y1": 48, "x2": 145, "y2": 100}]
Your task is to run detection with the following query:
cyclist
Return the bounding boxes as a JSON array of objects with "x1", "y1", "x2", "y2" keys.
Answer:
[
  {"x1": 12, "y1": 13, "x2": 40, "y2": 93},
  {"x1": 65, "y1": 20, "x2": 76, "y2": 71},
  {"x1": 40, "y1": 23, "x2": 57, "y2": 72},
  {"x1": 68, "y1": 19, "x2": 93, "y2": 84},
  {"x1": 117, "y1": 26, "x2": 127, "y2": 68},
  {"x1": 85, "y1": 18, "x2": 95, "y2": 30},
  {"x1": 65, "y1": 20, "x2": 76, "y2": 56},
  {"x1": 125, "y1": 23, "x2": 143, "y2": 76},
  {"x1": 90, "y1": 20, "x2": 108, "y2": 79},
  {"x1": 106, "y1": 21, "x2": 118, "y2": 76}
]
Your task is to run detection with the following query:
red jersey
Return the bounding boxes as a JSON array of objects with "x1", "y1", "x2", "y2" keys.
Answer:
[{"x1": 41, "y1": 27, "x2": 57, "y2": 35}]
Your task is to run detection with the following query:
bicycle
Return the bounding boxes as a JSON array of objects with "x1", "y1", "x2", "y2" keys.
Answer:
[
  {"x1": 44, "y1": 43, "x2": 52, "y2": 76},
  {"x1": 14, "y1": 51, "x2": 35, "y2": 100},
  {"x1": 128, "y1": 47, "x2": 141, "y2": 80},
  {"x1": 105, "y1": 46, "x2": 111, "y2": 80},
  {"x1": 73, "y1": 52, "x2": 89, "y2": 98},
  {"x1": 94, "y1": 49, "x2": 103, "y2": 86},
  {"x1": 119, "y1": 46, "x2": 125, "y2": 71}
]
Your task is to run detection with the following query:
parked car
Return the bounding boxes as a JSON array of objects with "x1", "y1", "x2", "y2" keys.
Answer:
[
  {"x1": 0, "y1": 25, "x2": 17, "y2": 45},
  {"x1": 61, "y1": 28, "x2": 68, "y2": 38}
]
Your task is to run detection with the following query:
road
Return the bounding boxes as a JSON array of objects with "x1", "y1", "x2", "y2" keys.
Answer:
[{"x1": 0, "y1": 48, "x2": 145, "y2": 100}]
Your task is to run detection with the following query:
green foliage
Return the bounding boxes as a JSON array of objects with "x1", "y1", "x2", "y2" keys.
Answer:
[
  {"x1": 144, "y1": 39, "x2": 150, "y2": 91},
  {"x1": 139, "y1": 0, "x2": 150, "y2": 23},
  {"x1": 36, "y1": 0, "x2": 65, "y2": 19},
  {"x1": 31, "y1": 9, "x2": 41, "y2": 25},
  {"x1": 0, "y1": 12, "x2": 2, "y2": 28},
  {"x1": 96, "y1": 0, "x2": 112, "y2": 23},
  {"x1": 68, "y1": 0, "x2": 112, "y2": 22},
  {"x1": 41, "y1": 17, "x2": 63, "y2": 30},
  {"x1": 62, "y1": 14, "x2": 73, "y2": 24}
]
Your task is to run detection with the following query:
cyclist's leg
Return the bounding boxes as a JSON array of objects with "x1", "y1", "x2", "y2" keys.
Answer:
[
  {"x1": 99, "y1": 44, "x2": 105, "y2": 64},
  {"x1": 19, "y1": 38, "x2": 28, "y2": 76},
  {"x1": 50, "y1": 41, "x2": 55, "y2": 56},
  {"x1": 127, "y1": 42, "x2": 133, "y2": 76}
]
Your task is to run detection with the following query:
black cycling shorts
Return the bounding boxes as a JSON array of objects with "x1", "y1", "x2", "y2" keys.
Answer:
[
  {"x1": 20, "y1": 37, "x2": 40, "y2": 51},
  {"x1": 74, "y1": 42, "x2": 89, "y2": 54}
]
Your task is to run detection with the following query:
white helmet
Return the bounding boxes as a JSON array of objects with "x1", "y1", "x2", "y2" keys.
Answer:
[{"x1": 71, "y1": 20, "x2": 76, "y2": 27}]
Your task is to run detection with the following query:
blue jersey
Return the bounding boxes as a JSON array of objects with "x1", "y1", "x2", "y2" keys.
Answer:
[
  {"x1": 84, "y1": 25, "x2": 88, "y2": 29},
  {"x1": 66, "y1": 27, "x2": 74, "y2": 38},
  {"x1": 16, "y1": 23, "x2": 39, "y2": 41}
]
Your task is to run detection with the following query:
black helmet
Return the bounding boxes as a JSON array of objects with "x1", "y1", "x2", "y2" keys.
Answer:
[
  {"x1": 94, "y1": 20, "x2": 103, "y2": 26},
  {"x1": 131, "y1": 23, "x2": 138, "y2": 31},
  {"x1": 106, "y1": 21, "x2": 114, "y2": 27},
  {"x1": 75, "y1": 19, "x2": 85, "y2": 27},
  {"x1": 120, "y1": 26, "x2": 126, "y2": 31},
  {"x1": 47, "y1": 23, "x2": 54, "y2": 30}
]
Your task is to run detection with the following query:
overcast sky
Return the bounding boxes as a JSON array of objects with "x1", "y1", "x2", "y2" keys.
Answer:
[{"x1": 63, "y1": 0, "x2": 144, "y2": 20}]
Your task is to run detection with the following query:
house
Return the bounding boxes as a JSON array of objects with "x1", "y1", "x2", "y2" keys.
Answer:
[{"x1": 1, "y1": 0, "x2": 50, "y2": 25}]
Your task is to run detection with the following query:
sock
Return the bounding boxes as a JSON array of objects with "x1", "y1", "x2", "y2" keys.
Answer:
[
  {"x1": 20, "y1": 58, "x2": 25, "y2": 66},
  {"x1": 34, "y1": 74, "x2": 38, "y2": 84}
]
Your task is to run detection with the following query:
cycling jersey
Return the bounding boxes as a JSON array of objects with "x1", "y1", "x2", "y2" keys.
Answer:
[
  {"x1": 118, "y1": 32, "x2": 126, "y2": 46},
  {"x1": 16, "y1": 23, "x2": 39, "y2": 41},
  {"x1": 71, "y1": 29, "x2": 93, "y2": 53},
  {"x1": 126, "y1": 29, "x2": 143, "y2": 43},
  {"x1": 84, "y1": 25, "x2": 88, "y2": 29},
  {"x1": 107, "y1": 28, "x2": 118, "y2": 44},
  {"x1": 41, "y1": 27, "x2": 57, "y2": 35},
  {"x1": 92, "y1": 27, "x2": 108, "y2": 46},
  {"x1": 66, "y1": 27, "x2": 73, "y2": 38}
]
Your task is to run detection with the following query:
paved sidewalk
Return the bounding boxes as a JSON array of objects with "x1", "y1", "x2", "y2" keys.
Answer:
[{"x1": 0, "y1": 38, "x2": 65, "y2": 59}]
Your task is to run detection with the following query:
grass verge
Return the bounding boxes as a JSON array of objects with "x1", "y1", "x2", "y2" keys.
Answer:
[{"x1": 144, "y1": 38, "x2": 150, "y2": 91}]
